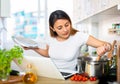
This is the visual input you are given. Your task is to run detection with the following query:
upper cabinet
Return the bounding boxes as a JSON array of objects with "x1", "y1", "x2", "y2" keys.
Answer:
[
  {"x1": 0, "y1": 0, "x2": 10, "y2": 17},
  {"x1": 73, "y1": 0, "x2": 120, "y2": 24}
]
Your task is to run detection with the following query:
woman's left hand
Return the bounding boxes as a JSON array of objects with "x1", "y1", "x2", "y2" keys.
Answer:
[{"x1": 96, "y1": 43, "x2": 111, "y2": 56}]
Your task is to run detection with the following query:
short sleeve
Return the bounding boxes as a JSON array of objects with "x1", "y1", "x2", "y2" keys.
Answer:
[{"x1": 74, "y1": 32, "x2": 89, "y2": 45}]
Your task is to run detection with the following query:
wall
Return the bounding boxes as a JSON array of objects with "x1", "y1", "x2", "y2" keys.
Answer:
[
  {"x1": 47, "y1": 0, "x2": 73, "y2": 21},
  {"x1": 75, "y1": 14, "x2": 120, "y2": 54},
  {"x1": 98, "y1": 15, "x2": 120, "y2": 43}
]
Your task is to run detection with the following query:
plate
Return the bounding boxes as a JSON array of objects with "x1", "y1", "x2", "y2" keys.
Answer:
[{"x1": 12, "y1": 36, "x2": 38, "y2": 48}]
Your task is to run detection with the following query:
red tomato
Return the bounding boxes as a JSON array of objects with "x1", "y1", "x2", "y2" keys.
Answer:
[
  {"x1": 82, "y1": 76, "x2": 87, "y2": 82},
  {"x1": 70, "y1": 74, "x2": 90, "y2": 82},
  {"x1": 78, "y1": 75, "x2": 82, "y2": 81},
  {"x1": 70, "y1": 76, "x2": 75, "y2": 81},
  {"x1": 85, "y1": 77, "x2": 88, "y2": 81},
  {"x1": 90, "y1": 77, "x2": 94, "y2": 81},
  {"x1": 89, "y1": 76, "x2": 97, "y2": 81},
  {"x1": 93, "y1": 77, "x2": 97, "y2": 81}
]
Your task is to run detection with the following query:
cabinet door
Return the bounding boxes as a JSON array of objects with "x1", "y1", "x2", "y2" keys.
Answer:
[
  {"x1": 73, "y1": 0, "x2": 81, "y2": 21},
  {"x1": 91, "y1": 0, "x2": 100, "y2": 14},
  {"x1": 0, "y1": 0, "x2": 10, "y2": 17},
  {"x1": 109, "y1": 0, "x2": 120, "y2": 7}
]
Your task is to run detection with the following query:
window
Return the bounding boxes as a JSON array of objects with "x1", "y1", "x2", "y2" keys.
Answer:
[{"x1": 7, "y1": 0, "x2": 47, "y2": 39}]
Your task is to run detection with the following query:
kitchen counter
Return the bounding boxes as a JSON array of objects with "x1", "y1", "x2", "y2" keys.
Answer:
[
  {"x1": 8, "y1": 76, "x2": 99, "y2": 84},
  {"x1": 2, "y1": 75, "x2": 120, "y2": 84}
]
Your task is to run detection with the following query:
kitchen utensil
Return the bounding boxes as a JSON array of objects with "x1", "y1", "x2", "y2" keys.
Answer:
[
  {"x1": 96, "y1": 55, "x2": 101, "y2": 61},
  {"x1": 107, "y1": 40, "x2": 117, "y2": 60},
  {"x1": 85, "y1": 59, "x2": 108, "y2": 78},
  {"x1": 77, "y1": 56, "x2": 109, "y2": 78}
]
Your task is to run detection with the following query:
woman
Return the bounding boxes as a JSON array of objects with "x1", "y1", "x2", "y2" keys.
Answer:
[{"x1": 23, "y1": 10, "x2": 111, "y2": 73}]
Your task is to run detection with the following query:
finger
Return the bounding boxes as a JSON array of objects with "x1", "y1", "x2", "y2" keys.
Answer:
[{"x1": 97, "y1": 49, "x2": 105, "y2": 56}]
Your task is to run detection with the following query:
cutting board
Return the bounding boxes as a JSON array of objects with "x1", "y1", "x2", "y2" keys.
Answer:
[{"x1": 0, "y1": 76, "x2": 23, "y2": 84}]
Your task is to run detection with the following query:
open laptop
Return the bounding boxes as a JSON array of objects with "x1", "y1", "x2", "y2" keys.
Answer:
[{"x1": 17, "y1": 55, "x2": 76, "y2": 80}]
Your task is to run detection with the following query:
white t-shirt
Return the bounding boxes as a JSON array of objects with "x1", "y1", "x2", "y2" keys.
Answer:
[{"x1": 47, "y1": 32, "x2": 89, "y2": 73}]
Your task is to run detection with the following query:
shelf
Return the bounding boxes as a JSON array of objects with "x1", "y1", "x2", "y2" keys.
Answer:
[
  {"x1": 108, "y1": 28, "x2": 120, "y2": 35},
  {"x1": 109, "y1": 28, "x2": 120, "y2": 32}
]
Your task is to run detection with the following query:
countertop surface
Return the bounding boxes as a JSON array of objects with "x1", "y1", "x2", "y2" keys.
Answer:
[
  {"x1": 18, "y1": 76, "x2": 99, "y2": 84},
  {"x1": 1, "y1": 75, "x2": 119, "y2": 84},
  {"x1": 1, "y1": 76, "x2": 99, "y2": 84}
]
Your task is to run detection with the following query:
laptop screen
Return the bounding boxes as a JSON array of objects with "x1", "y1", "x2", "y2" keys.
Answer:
[{"x1": 16, "y1": 55, "x2": 75, "y2": 80}]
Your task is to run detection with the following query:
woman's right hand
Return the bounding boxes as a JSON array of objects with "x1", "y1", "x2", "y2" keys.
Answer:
[
  {"x1": 22, "y1": 45, "x2": 49, "y2": 57},
  {"x1": 22, "y1": 46, "x2": 40, "y2": 53},
  {"x1": 22, "y1": 46, "x2": 38, "y2": 50},
  {"x1": 22, "y1": 46, "x2": 30, "y2": 50}
]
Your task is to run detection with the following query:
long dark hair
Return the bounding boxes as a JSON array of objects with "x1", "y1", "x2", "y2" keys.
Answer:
[{"x1": 49, "y1": 10, "x2": 78, "y2": 37}]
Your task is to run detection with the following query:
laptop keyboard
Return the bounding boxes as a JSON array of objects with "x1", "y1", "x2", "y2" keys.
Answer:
[
  {"x1": 61, "y1": 72, "x2": 72, "y2": 76},
  {"x1": 61, "y1": 72, "x2": 74, "y2": 79}
]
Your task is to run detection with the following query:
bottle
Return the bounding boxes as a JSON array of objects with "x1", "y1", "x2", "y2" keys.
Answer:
[
  {"x1": 108, "y1": 44, "x2": 117, "y2": 82},
  {"x1": 23, "y1": 64, "x2": 37, "y2": 84},
  {"x1": 111, "y1": 44, "x2": 117, "y2": 69}
]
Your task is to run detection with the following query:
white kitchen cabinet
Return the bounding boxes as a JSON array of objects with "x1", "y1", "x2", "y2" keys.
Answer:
[
  {"x1": 0, "y1": 0, "x2": 10, "y2": 17},
  {"x1": 109, "y1": 0, "x2": 120, "y2": 8},
  {"x1": 73, "y1": 0, "x2": 120, "y2": 23},
  {"x1": 73, "y1": 0, "x2": 120, "y2": 39}
]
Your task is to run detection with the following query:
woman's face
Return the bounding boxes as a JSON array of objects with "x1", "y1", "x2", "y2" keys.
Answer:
[{"x1": 52, "y1": 19, "x2": 71, "y2": 41}]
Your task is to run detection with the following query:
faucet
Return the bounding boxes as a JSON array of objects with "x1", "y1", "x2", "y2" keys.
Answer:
[
  {"x1": 77, "y1": 44, "x2": 88, "y2": 73},
  {"x1": 79, "y1": 44, "x2": 88, "y2": 57}
]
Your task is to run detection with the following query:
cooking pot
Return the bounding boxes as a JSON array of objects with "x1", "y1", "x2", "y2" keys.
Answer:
[{"x1": 77, "y1": 56, "x2": 109, "y2": 78}]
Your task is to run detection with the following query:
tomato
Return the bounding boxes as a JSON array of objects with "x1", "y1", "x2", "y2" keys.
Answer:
[
  {"x1": 70, "y1": 73, "x2": 89, "y2": 82},
  {"x1": 70, "y1": 76, "x2": 75, "y2": 81},
  {"x1": 90, "y1": 77, "x2": 94, "y2": 81},
  {"x1": 77, "y1": 75, "x2": 82, "y2": 81},
  {"x1": 89, "y1": 76, "x2": 97, "y2": 81},
  {"x1": 74, "y1": 76, "x2": 78, "y2": 81},
  {"x1": 92, "y1": 77, "x2": 97, "y2": 81},
  {"x1": 82, "y1": 76, "x2": 88, "y2": 82},
  {"x1": 85, "y1": 77, "x2": 88, "y2": 81}
]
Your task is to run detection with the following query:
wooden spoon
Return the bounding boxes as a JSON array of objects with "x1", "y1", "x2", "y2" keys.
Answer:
[
  {"x1": 96, "y1": 55, "x2": 101, "y2": 61},
  {"x1": 107, "y1": 40, "x2": 117, "y2": 60}
]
